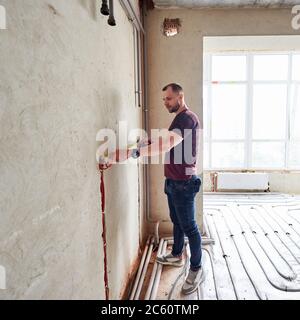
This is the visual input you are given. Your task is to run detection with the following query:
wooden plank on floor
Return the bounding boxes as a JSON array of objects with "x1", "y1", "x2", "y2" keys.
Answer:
[
  {"x1": 237, "y1": 207, "x2": 300, "y2": 291},
  {"x1": 204, "y1": 212, "x2": 236, "y2": 300},
  {"x1": 239, "y1": 205, "x2": 300, "y2": 270},
  {"x1": 287, "y1": 208, "x2": 300, "y2": 227},
  {"x1": 229, "y1": 204, "x2": 296, "y2": 282},
  {"x1": 155, "y1": 246, "x2": 187, "y2": 300},
  {"x1": 272, "y1": 206, "x2": 300, "y2": 240},
  {"x1": 198, "y1": 248, "x2": 217, "y2": 300},
  {"x1": 161, "y1": 245, "x2": 200, "y2": 301},
  {"x1": 260, "y1": 205, "x2": 300, "y2": 264},
  {"x1": 222, "y1": 205, "x2": 273, "y2": 299},
  {"x1": 208, "y1": 211, "x2": 259, "y2": 300}
]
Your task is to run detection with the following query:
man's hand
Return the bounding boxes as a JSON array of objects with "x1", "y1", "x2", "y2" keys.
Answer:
[{"x1": 98, "y1": 148, "x2": 130, "y2": 170}]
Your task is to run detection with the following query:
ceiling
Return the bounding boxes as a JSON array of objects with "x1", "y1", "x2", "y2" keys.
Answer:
[{"x1": 153, "y1": 0, "x2": 300, "y2": 9}]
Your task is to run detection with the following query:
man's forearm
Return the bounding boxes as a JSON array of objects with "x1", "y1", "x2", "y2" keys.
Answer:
[{"x1": 139, "y1": 139, "x2": 169, "y2": 157}]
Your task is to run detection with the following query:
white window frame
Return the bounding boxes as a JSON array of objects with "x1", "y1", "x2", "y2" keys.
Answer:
[{"x1": 204, "y1": 51, "x2": 300, "y2": 172}]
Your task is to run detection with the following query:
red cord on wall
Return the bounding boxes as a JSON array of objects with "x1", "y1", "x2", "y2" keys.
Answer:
[{"x1": 99, "y1": 164, "x2": 110, "y2": 300}]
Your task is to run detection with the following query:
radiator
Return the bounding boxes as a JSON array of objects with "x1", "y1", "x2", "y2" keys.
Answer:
[{"x1": 215, "y1": 172, "x2": 269, "y2": 191}]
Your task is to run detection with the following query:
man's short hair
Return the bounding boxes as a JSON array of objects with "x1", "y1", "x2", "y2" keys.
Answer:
[{"x1": 162, "y1": 83, "x2": 183, "y2": 94}]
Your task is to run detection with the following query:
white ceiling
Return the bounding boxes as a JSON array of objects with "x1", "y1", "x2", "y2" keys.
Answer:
[{"x1": 153, "y1": 0, "x2": 300, "y2": 9}]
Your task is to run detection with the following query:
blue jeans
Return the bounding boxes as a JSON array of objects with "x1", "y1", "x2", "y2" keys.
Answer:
[{"x1": 164, "y1": 175, "x2": 202, "y2": 271}]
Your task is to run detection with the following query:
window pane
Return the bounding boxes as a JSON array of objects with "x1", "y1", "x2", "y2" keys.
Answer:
[
  {"x1": 292, "y1": 54, "x2": 300, "y2": 81},
  {"x1": 212, "y1": 55, "x2": 246, "y2": 81},
  {"x1": 203, "y1": 85, "x2": 209, "y2": 141},
  {"x1": 252, "y1": 142, "x2": 285, "y2": 168},
  {"x1": 204, "y1": 142, "x2": 209, "y2": 169},
  {"x1": 290, "y1": 84, "x2": 300, "y2": 139},
  {"x1": 211, "y1": 84, "x2": 246, "y2": 139},
  {"x1": 203, "y1": 54, "x2": 210, "y2": 82},
  {"x1": 289, "y1": 141, "x2": 300, "y2": 169},
  {"x1": 253, "y1": 84, "x2": 287, "y2": 139},
  {"x1": 254, "y1": 55, "x2": 288, "y2": 81},
  {"x1": 211, "y1": 142, "x2": 244, "y2": 168}
]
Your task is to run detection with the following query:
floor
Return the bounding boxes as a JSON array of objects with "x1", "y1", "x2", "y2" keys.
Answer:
[{"x1": 130, "y1": 193, "x2": 300, "y2": 300}]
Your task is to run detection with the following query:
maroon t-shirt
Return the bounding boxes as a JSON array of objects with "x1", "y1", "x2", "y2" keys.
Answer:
[{"x1": 164, "y1": 108, "x2": 200, "y2": 180}]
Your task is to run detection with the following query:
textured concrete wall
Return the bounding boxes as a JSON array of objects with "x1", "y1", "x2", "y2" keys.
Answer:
[
  {"x1": 146, "y1": 8, "x2": 300, "y2": 233},
  {"x1": 0, "y1": 0, "x2": 142, "y2": 299}
]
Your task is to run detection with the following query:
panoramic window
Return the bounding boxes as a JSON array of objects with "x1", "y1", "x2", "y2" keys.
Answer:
[{"x1": 204, "y1": 52, "x2": 300, "y2": 170}]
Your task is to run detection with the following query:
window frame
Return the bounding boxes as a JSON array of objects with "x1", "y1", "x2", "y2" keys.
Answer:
[{"x1": 203, "y1": 51, "x2": 300, "y2": 171}]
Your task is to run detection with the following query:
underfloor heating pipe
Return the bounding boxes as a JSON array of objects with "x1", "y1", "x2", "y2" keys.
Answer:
[
  {"x1": 144, "y1": 238, "x2": 165, "y2": 300},
  {"x1": 134, "y1": 237, "x2": 155, "y2": 300},
  {"x1": 129, "y1": 236, "x2": 152, "y2": 300},
  {"x1": 131, "y1": 235, "x2": 215, "y2": 300},
  {"x1": 149, "y1": 240, "x2": 168, "y2": 300}
]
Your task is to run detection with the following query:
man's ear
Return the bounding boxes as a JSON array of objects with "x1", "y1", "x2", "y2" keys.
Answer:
[{"x1": 178, "y1": 93, "x2": 184, "y2": 105}]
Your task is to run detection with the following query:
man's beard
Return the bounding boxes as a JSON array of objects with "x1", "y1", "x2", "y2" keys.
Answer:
[{"x1": 168, "y1": 102, "x2": 180, "y2": 113}]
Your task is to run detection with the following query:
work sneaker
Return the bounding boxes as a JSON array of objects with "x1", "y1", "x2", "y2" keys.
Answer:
[
  {"x1": 181, "y1": 267, "x2": 205, "y2": 295},
  {"x1": 156, "y1": 253, "x2": 184, "y2": 267}
]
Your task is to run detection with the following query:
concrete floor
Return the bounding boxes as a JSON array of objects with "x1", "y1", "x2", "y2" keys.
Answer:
[{"x1": 132, "y1": 193, "x2": 300, "y2": 300}]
